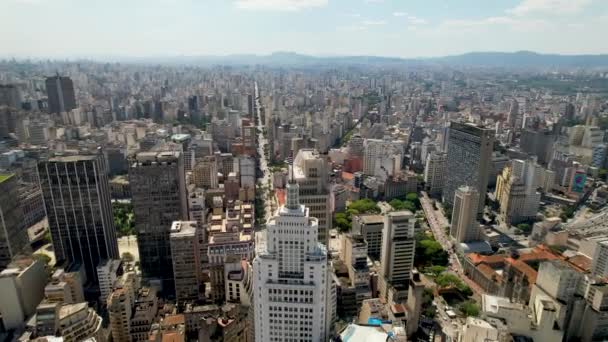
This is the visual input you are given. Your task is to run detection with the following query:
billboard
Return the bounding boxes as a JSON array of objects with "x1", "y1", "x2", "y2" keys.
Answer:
[{"x1": 571, "y1": 171, "x2": 587, "y2": 193}]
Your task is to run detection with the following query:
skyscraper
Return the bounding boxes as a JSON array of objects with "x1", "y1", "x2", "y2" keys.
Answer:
[
  {"x1": 129, "y1": 151, "x2": 187, "y2": 292},
  {"x1": 38, "y1": 154, "x2": 118, "y2": 283},
  {"x1": 169, "y1": 221, "x2": 203, "y2": 304},
  {"x1": 450, "y1": 186, "x2": 481, "y2": 243},
  {"x1": 0, "y1": 173, "x2": 29, "y2": 269},
  {"x1": 253, "y1": 169, "x2": 333, "y2": 342},
  {"x1": 293, "y1": 149, "x2": 332, "y2": 245},
  {"x1": 45, "y1": 74, "x2": 77, "y2": 114},
  {"x1": 378, "y1": 211, "x2": 416, "y2": 304},
  {"x1": 443, "y1": 122, "x2": 494, "y2": 217}
]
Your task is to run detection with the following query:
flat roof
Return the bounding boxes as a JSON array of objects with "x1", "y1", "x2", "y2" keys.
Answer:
[{"x1": 0, "y1": 173, "x2": 14, "y2": 183}]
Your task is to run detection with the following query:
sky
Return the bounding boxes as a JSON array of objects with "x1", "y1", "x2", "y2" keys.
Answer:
[{"x1": 1, "y1": 0, "x2": 608, "y2": 59}]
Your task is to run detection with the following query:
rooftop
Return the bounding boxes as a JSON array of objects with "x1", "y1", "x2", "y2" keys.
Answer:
[{"x1": 0, "y1": 173, "x2": 14, "y2": 183}]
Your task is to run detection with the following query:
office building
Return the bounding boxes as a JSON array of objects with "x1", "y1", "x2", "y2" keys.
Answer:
[
  {"x1": 192, "y1": 156, "x2": 218, "y2": 189},
  {"x1": 495, "y1": 161, "x2": 542, "y2": 225},
  {"x1": 0, "y1": 173, "x2": 28, "y2": 269},
  {"x1": 423, "y1": 151, "x2": 446, "y2": 197},
  {"x1": 592, "y1": 240, "x2": 608, "y2": 278},
  {"x1": 363, "y1": 138, "x2": 405, "y2": 180},
  {"x1": 253, "y1": 171, "x2": 334, "y2": 342},
  {"x1": 57, "y1": 302, "x2": 103, "y2": 341},
  {"x1": 0, "y1": 84, "x2": 21, "y2": 108},
  {"x1": 97, "y1": 259, "x2": 122, "y2": 303},
  {"x1": 129, "y1": 151, "x2": 187, "y2": 292},
  {"x1": 450, "y1": 186, "x2": 480, "y2": 243},
  {"x1": 443, "y1": 122, "x2": 494, "y2": 217},
  {"x1": 378, "y1": 211, "x2": 416, "y2": 304},
  {"x1": 38, "y1": 154, "x2": 118, "y2": 284},
  {"x1": 293, "y1": 148, "x2": 332, "y2": 245},
  {"x1": 0, "y1": 257, "x2": 46, "y2": 330},
  {"x1": 352, "y1": 215, "x2": 383, "y2": 260},
  {"x1": 170, "y1": 221, "x2": 203, "y2": 303},
  {"x1": 45, "y1": 74, "x2": 77, "y2": 114}
]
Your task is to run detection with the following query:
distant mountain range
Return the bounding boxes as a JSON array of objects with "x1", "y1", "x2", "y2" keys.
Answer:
[{"x1": 108, "y1": 51, "x2": 608, "y2": 68}]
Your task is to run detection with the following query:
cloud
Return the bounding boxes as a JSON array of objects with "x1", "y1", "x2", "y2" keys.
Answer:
[
  {"x1": 234, "y1": 0, "x2": 328, "y2": 11},
  {"x1": 393, "y1": 12, "x2": 408, "y2": 17},
  {"x1": 408, "y1": 16, "x2": 427, "y2": 25},
  {"x1": 364, "y1": 0, "x2": 384, "y2": 3},
  {"x1": 438, "y1": 15, "x2": 550, "y2": 32},
  {"x1": 508, "y1": 0, "x2": 592, "y2": 16},
  {"x1": 362, "y1": 20, "x2": 386, "y2": 26}
]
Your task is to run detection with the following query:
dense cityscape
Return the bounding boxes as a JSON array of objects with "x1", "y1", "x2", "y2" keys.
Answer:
[{"x1": 2, "y1": 4, "x2": 608, "y2": 341}]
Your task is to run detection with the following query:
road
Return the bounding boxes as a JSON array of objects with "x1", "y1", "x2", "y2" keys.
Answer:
[
  {"x1": 254, "y1": 81, "x2": 274, "y2": 253},
  {"x1": 420, "y1": 191, "x2": 484, "y2": 296}
]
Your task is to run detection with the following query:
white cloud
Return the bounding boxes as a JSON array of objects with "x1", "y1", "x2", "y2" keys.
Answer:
[
  {"x1": 234, "y1": 0, "x2": 328, "y2": 11},
  {"x1": 362, "y1": 20, "x2": 386, "y2": 26},
  {"x1": 364, "y1": 0, "x2": 384, "y2": 3},
  {"x1": 393, "y1": 12, "x2": 408, "y2": 17},
  {"x1": 508, "y1": 0, "x2": 592, "y2": 16},
  {"x1": 408, "y1": 16, "x2": 427, "y2": 25}
]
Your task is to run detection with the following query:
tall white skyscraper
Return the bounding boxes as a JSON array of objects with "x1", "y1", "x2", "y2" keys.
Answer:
[
  {"x1": 450, "y1": 186, "x2": 481, "y2": 243},
  {"x1": 253, "y1": 169, "x2": 334, "y2": 342}
]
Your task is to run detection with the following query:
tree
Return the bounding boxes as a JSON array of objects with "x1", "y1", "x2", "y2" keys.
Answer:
[
  {"x1": 459, "y1": 301, "x2": 480, "y2": 317},
  {"x1": 517, "y1": 223, "x2": 532, "y2": 234},
  {"x1": 424, "y1": 265, "x2": 447, "y2": 277},
  {"x1": 405, "y1": 193, "x2": 420, "y2": 208},
  {"x1": 122, "y1": 252, "x2": 134, "y2": 263},
  {"x1": 348, "y1": 199, "x2": 380, "y2": 214},
  {"x1": 415, "y1": 233, "x2": 449, "y2": 267},
  {"x1": 334, "y1": 213, "x2": 351, "y2": 233}
]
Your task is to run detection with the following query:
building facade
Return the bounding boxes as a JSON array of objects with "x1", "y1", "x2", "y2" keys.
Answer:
[
  {"x1": 378, "y1": 211, "x2": 416, "y2": 304},
  {"x1": 38, "y1": 154, "x2": 118, "y2": 284},
  {"x1": 443, "y1": 122, "x2": 494, "y2": 217},
  {"x1": 129, "y1": 151, "x2": 187, "y2": 292},
  {"x1": 253, "y1": 174, "x2": 334, "y2": 342}
]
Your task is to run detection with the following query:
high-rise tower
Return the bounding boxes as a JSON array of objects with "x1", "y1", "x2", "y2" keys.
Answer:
[
  {"x1": 443, "y1": 122, "x2": 494, "y2": 217},
  {"x1": 38, "y1": 154, "x2": 118, "y2": 283},
  {"x1": 45, "y1": 74, "x2": 77, "y2": 114},
  {"x1": 129, "y1": 151, "x2": 187, "y2": 292},
  {"x1": 253, "y1": 166, "x2": 334, "y2": 342}
]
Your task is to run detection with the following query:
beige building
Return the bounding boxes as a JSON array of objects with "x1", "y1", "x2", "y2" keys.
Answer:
[
  {"x1": 0, "y1": 257, "x2": 46, "y2": 330},
  {"x1": 293, "y1": 148, "x2": 332, "y2": 245},
  {"x1": 224, "y1": 255, "x2": 253, "y2": 306},
  {"x1": 57, "y1": 302, "x2": 103, "y2": 342},
  {"x1": 352, "y1": 214, "x2": 383, "y2": 260},
  {"x1": 44, "y1": 265, "x2": 86, "y2": 304},
  {"x1": 459, "y1": 317, "x2": 499, "y2": 342},
  {"x1": 170, "y1": 221, "x2": 203, "y2": 303},
  {"x1": 378, "y1": 211, "x2": 416, "y2": 304},
  {"x1": 192, "y1": 155, "x2": 218, "y2": 189},
  {"x1": 450, "y1": 186, "x2": 481, "y2": 243}
]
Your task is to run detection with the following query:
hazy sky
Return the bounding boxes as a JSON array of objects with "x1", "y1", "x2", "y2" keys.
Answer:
[{"x1": 1, "y1": 0, "x2": 607, "y2": 58}]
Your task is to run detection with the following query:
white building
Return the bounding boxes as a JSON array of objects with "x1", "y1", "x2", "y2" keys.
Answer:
[
  {"x1": 451, "y1": 186, "x2": 481, "y2": 243},
  {"x1": 378, "y1": 211, "x2": 416, "y2": 304},
  {"x1": 424, "y1": 151, "x2": 446, "y2": 196},
  {"x1": 97, "y1": 259, "x2": 122, "y2": 304},
  {"x1": 253, "y1": 172, "x2": 334, "y2": 342},
  {"x1": 363, "y1": 138, "x2": 404, "y2": 180}
]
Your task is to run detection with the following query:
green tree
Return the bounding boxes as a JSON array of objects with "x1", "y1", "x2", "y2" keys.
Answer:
[
  {"x1": 348, "y1": 199, "x2": 380, "y2": 214},
  {"x1": 334, "y1": 213, "x2": 351, "y2": 233},
  {"x1": 424, "y1": 265, "x2": 447, "y2": 277},
  {"x1": 405, "y1": 193, "x2": 420, "y2": 208},
  {"x1": 517, "y1": 223, "x2": 532, "y2": 234},
  {"x1": 459, "y1": 301, "x2": 480, "y2": 317}
]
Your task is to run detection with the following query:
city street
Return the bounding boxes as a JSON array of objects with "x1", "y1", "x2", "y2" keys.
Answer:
[{"x1": 420, "y1": 192, "x2": 484, "y2": 296}]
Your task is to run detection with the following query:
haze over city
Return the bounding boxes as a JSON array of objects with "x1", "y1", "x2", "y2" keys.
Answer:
[{"x1": 2, "y1": 0, "x2": 608, "y2": 58}]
